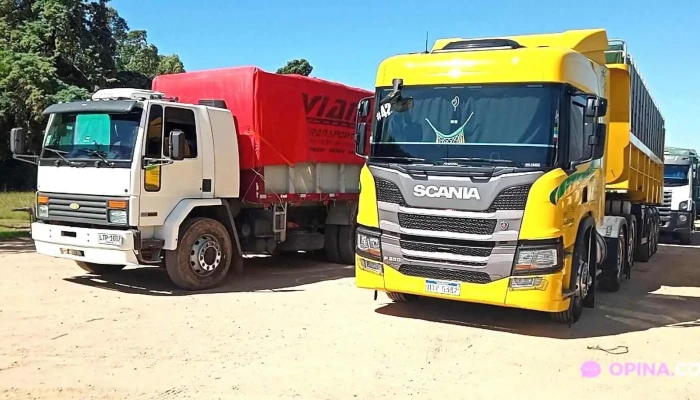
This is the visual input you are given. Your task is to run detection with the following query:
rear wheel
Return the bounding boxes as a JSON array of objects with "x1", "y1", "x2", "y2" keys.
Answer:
[
  {"x1": 76, "y1": 261, "x2": 125, "y2": 275},
  {"x1": 165, "y1": 217, "x2": 233, "y2": 291},
  {"x1": 599, "y1": 231, "x2": 625, "y2": 292},
  {"x1": 387, "y1": 292, "x2": 417, "y2": 302},
  {"x1": 323, "y1": 224, "x2": 342, "y2": 264}
]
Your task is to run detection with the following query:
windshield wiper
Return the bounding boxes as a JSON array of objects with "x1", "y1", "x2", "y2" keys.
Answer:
[
  {"x1": 43, "y1": 147, "x2": 76, "y2": 167},
  {"x1": 79, "y1": 149, "x2": 114, "y2": 167},
  {"x1": 440, "y1": 157, "x2": 516, "y2": 165}
]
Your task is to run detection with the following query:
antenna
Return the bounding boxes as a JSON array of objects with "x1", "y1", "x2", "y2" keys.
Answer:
[{"x1": 424, "y1": 31, "x2": 429, "y2": 53}]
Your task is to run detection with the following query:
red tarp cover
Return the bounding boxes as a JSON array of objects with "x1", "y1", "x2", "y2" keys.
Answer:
[{"x1": 152, "y1": 66, "x2": 372, "y2": 170}]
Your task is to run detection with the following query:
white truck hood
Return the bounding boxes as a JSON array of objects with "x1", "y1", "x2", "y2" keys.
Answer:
[
  {"x1": 37, "y1": 166, "x2": 133, "y2": 196},
  {"x1": 665, "y1": 184, "x2": 692, "y2": 210}
]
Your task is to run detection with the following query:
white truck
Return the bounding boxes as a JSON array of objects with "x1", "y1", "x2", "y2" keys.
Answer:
[
  {"x1": 660, "y1": 146, "x2": 699, "y2": 244},
  {"x1": 10, "y1": 67, "x2": 371, "y2": 289}
]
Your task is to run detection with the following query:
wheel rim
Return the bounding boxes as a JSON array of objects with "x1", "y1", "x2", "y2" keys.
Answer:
[
  {"x1": 616, "y1": 233, "x2": 625, "y2": 279},
  {"x1": 578, "y1": 257, "x2": 591, "y2": 299},
  {"x1": 627, "y1": 222, "x2": 635, "y2": 266},
  {"x1": 190, "y1": 234, "x2": 222, "y2": 277}
]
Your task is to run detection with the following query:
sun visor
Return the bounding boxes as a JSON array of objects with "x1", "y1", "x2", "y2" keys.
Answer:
[{"x1": 42, "y1": 100, "x2": 137, "y2": 115}]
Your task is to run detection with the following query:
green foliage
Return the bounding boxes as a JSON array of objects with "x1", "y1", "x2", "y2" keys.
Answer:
[
  {"x1": 277, "y1": 59, "x2": 313, "y2": 76},
  {"x1": 0, "y1": 0, "x2": 186, "y2": 190}
]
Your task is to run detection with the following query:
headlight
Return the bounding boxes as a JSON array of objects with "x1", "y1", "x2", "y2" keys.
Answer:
[
  {"x1": 680, "y1": 201, "x2": 689, "y2": 210},
  {"x1": 37, "y1": 205, "x2": 49, "y2": 218},
  {"x1": 356, "y1": 228, "x2": 381, "y2": 259},
  {"x1": 513, "y1": 243, "x2": 561, "y2": 275},
  {"x1": 108, "y1": 209, "x2": 127, "y2": 224}
]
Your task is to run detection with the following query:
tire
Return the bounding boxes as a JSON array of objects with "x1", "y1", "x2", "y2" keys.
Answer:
[
  {"x1": 552, "y1": 222, "x2": 594, "y2": 324},
  {"x1": 338, "y1": 224, "x2": 356, "y2": 265},
  {"x1": 165, "y1": 217, "x2": 233, "y2": 291},
  {"x1": 599, "y1": 231, "x2": 625, "y2": 292},
  {"x1": 323, "y1": 224, "x2": 342, "y2": 264},
  {"x1": 635, "y1": 216, "x2": 652, "y2": 262},
  {"x1": 625, "y1": 215, "x2": 636, "y2": 268},
  {"x1": 76, "y1": 261, "x2": 125, "y2": 275},
  {"x1": 387, "y1": 292, "x2": 417, "y2": 302}
]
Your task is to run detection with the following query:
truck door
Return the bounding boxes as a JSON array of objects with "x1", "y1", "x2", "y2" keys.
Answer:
[{"x1": 139, "y1": 103, "x2": 204, "y2": 227}]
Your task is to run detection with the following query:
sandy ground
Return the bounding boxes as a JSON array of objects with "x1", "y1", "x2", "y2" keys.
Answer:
[{"x1": 1, "y1": 234, "x2": 699, "y2": 400}]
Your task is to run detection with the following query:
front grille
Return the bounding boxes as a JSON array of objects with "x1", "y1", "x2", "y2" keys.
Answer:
[
  {"x1": 400, "y1": 239, "x2": 493, "y2": 257},
  {"x1": 398, "y1": 213, "x2": 496, "y2": 235},
  {"x1": 42, "y1": 193, "x2": 113, "y2": 224},
  {"x1": 404, "y1": 256, "x2": 487, "y2": 267},
  {"x1": 375, "y1": 178, "x2": 406, "y2": 205},
  {"x1": 658, "y1": 191, "x2": 672, "y2": 220},
  {"x1": 486, "y1": 185, "x2": 531, "y2": 212},
  {"x1": 399, "y1": 264, "x2": 492, "y2": 284}
]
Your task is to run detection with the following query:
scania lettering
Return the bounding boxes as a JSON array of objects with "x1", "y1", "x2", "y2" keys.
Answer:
[
  {"x1": 353, "y1": 29, "x2": 664, "y2": 324},
  {"x1": 412, "y1": 185, "x2": 481, "y2": 200},
  {"x1": 10, "y1": 67, "x2": 371, "y2": 290}
]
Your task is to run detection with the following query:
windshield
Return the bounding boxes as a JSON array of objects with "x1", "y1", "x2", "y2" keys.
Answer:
[
  {"x1": 370, "y1": 84, "x2": 560, "y2": 167},
  {"x1": 664, "y1": 164, "x2": 690, "y2": 186},
  {"x1": 41, "y1": 109, "x2": 143, "y2": 162}
]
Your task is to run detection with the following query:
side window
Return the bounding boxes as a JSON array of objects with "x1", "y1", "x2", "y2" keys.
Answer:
[
  {"x1": 163, "y1": 107, "x2": 198, "y2": 158},
  {"x1": 144, "y1": 105, "x2": 163, "y2": 192},
  {"x1": 569, "y1": 95, "x2": 585, "y2": 162}
]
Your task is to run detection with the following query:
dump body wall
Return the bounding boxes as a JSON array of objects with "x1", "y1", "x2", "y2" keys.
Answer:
[
  {"x1": 604, "y1": 50, "x2": 665, "y2": 204},
  {"x1": 151, "y1": 67, "x2": 372, "y2": 203}
]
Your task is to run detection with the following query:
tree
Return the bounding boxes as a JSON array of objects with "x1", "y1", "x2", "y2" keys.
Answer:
[
  {"x1": 0, "y1": 0, "x2": 186, "y2": 190},
  {"x1": 277, "y1": 59, "x2": 313, "y2": 76}
]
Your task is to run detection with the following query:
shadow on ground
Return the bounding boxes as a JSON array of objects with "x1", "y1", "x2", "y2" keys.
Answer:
[
  {"x1": 375, "y1": 233, "x2": 700, "y2": 339},
  {"x1": 0, "y1": 238, "x2": 35, "y2": 254},
  {"x1": 64, "y1": 251, "x2": 353, "y2": 296}
]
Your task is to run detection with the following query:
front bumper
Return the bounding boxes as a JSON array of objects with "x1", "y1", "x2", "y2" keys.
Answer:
[
  {"x1": 355, "y1": 255, "x2": 570, "y2": 313},
  {"x1": 31, "y1": 222, "x2": 139, "y2": 265},
  {"x1": 660, "y1": 211, "x2": 693, "y2": 234}
]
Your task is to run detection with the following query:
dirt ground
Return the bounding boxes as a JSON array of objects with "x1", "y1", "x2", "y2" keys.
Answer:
[{"x1": 1, "y1": 235, "x2": 699, "y2": 400}]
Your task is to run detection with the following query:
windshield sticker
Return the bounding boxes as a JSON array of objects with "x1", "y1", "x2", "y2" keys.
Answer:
[
  {"x1": 451, "y1": 96, "x2": 460, "y2": 111},
  {"x1": 426, "y1": 112, "x2": 473, "y2": 144},
  {"x1": 376, "y1": 103, "x2": 392, "y2": 121}
]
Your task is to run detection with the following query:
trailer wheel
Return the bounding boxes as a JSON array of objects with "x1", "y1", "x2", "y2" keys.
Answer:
[
  {"x1": 337, "y1": 224, "x2": 356, "y2": 265},
  {"x1": 599, "y1": 231, "x2": 625, "y2": 292},
  {"x1": 625, "y1": 215, "x2": 636, "y2": 268},
  {"x1": 551, "y1": 225, "x2": 593, "y2": 324},
  {"x1": 165, "y1": 217, "x2": 233, "y2": 291},
  {"x1": 387, "y1": 292, "x2": 417, "y2": 302},
  {"x1": 323, "y1": 224, "x2": 342, "y2": 264},
  {"x1": 76, "y1": 262, "x2": 125, "y2": 275}
]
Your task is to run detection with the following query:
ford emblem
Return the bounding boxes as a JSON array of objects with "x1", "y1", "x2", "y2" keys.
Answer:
[{"x1": 69, "y1": 202, "x2": 80, "y2": 210}]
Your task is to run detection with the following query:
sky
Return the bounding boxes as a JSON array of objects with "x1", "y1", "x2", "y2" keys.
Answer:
[{"x1": 112, "y1": 0, "x2": 699, "y2": 149}]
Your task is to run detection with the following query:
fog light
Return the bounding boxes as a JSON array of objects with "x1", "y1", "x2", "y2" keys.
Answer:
[
  {"x1": 509, "y1": 277, "x2": 548, "y2": 290},
  {"x1": 359, "y1": 258, "x2": 383, "y2": 275},
  {"x1": 679, "y1": 214, "x2": 688, "y2": 223},
  {"x1": 37, "y1": 205, "x2": 49, "y2": 218}
]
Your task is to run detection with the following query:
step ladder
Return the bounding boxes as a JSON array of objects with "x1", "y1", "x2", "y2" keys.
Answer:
[{"x1": 273, "y1": 203, "x2": 288, "y2": 242}]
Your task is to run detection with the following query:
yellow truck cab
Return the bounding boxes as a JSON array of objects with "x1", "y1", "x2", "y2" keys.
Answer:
[{"x1": 352, "y1": 29, "x2": 664, "y2": 324}]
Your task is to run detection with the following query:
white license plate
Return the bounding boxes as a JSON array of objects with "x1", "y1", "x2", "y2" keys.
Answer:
[
  {"x1": 98, "y1": 233, "x2": 123, "y2": 246},
  {"x1": 425, "y1": 279, "x2": 460, "y2": 296}
]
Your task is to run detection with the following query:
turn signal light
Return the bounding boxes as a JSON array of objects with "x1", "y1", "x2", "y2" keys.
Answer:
[
  {"x1": 37, "y1": 195, "x2": 49, "y2": 205},
  {"x1": 108, "y1": 200, "x2": 128, "y2": 209}
]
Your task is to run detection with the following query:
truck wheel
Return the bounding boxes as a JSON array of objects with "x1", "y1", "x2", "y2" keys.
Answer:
[
  {"x1": 76, "y1": 261, "x2": 125, "y2": 275},
  {"x1": 323, "y1": 224, "x2": 342, "y2": 264},
  {"x1": 679, "y1": 232, "x2": 692, "y2": 245},
  {"x1": 387, "y1": 292, "x2": 417, "y2": 302},
  {"x1": 165, "y1": 217, "x2": 233, "y2": 291},
  {"x1": 338, "y1": 224, "x2": 356, "y2": 265},
  {"x1": 599, "y1": 231, "x2": 625, "y2": 292},
  {"x1": 625, "y1": 215, "x2": 636, "y2": 268},
  {"x1": 551, "y1": 227, "x2": 593, "y2": 324}
]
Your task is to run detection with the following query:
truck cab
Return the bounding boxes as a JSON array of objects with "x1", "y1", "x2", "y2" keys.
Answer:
[
  {"x1": 11, "y1": 88, "x2": 243, "y2": 289},
  {"x1": 661, "y1": 147, "x2": 699, "y2": 244}
]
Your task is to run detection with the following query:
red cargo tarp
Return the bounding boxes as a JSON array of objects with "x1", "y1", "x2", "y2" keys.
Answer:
[{"x1": 152, "y1": 66, "x2": 372, "y2": 170}]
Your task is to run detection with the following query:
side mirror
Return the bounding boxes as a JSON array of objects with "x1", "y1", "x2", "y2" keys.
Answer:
[
  {"x1": 591, "y1": 123, "x2": 606, "y2": 160},
  {"x1": 355, "y1": 122, "x2": 367, "y2": 157},
  {"x1": 358, "y1": 98, "x2": 371, "y2": 118},
  {"x1": 169, "y1": 129, "x2": 186, "y2": 161},
  {"x1": 10, "y1": 127, "x2": 26, "y2": 155},
  {"x1": 585, "y1": 96, "x2": 608, "y2": 118}
]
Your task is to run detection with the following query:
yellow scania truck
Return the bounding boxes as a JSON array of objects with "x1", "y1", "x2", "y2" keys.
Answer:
[{"x1": 352, "y1": 29, "x2": 664, "y2": 324}]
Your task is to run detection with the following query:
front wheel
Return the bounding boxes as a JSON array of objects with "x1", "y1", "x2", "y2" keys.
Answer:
[
  {"x1": 76, "y1": 261, "x2": 125, "y2": 275},
  {"x1": 165, "y1": 217, "x2": 234, "y2": 291},
  {"x1": 552, "y1": 228, "x2": 594, "y2": 324}
]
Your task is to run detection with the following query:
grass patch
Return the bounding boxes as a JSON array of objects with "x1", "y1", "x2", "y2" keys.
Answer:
[{"x1": 0, "y1": 191, "x2": 34, "y2": 240}]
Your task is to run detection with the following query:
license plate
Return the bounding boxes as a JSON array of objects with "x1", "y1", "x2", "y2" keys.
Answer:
[
  {"x1": 98, "y1": 233, "x2": 123, "y2": 246},
  {"x1": 425, "y1": 279, "x2": 460, "y2": 296}
]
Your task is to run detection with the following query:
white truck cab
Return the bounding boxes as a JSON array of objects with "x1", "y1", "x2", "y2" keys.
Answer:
[{"x1": 660, "y1": 147, "x2": 699, "y2": 244}]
